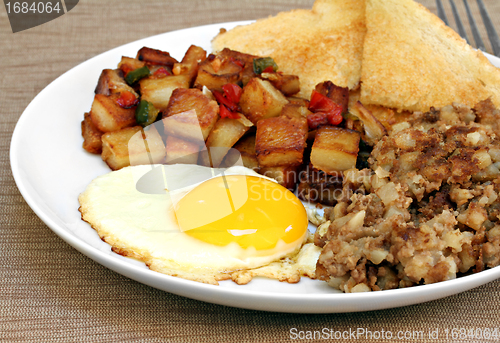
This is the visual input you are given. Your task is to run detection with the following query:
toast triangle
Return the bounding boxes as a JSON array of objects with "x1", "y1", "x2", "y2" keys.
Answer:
[{"x1": 360, "y1": 0, "x2": 500, "y2": 112}]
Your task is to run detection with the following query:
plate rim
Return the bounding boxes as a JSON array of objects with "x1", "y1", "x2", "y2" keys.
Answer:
[{"x1": 9, "y1": 21, "x2": 500, "y2": 313}]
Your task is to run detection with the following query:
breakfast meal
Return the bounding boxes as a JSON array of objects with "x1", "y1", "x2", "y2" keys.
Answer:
[{"x1": 79, "y1": 0, "x2": 500, "y2": 292}]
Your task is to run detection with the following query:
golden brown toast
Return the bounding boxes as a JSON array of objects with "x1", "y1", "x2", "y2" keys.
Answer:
[
  {"x1": 360, "y1": 0, "x2": 500, "y2": 113},
  {"x1": 211, "y1": 0, "x2": 366, "y2": 99}
]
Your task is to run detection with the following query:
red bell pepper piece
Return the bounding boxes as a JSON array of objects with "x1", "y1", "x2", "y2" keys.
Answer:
[
  {"x1": 229, "y1": 57, "x2": 244, "y2": 69},
  {"x1": 153, "y1": 67, "x2": 171, "y2": 76},
  {"x1": 115, "y1": 91, "x2": 138, "y2": 108},
  {"x1": 262, "y1": 66, "x2": 275, "y2": 73},
  {"x1": 219, "y1": 104, "x2": 240, "y2": 119},
  {"x1": 309, "y1": 91, "x2": 334, "y2": 112},
  {"x1": 222, "y1": 83, "x2": 242, "y2": 104},
  {"x1": 213, "y1": 90, "x2": 239, "y2": 112},
  {"x1": 308, "y1": 90, "x2": 343, "y2": 127},
  {"x1": 326, "y1": 106, "x2": 343, "y2": 126}
]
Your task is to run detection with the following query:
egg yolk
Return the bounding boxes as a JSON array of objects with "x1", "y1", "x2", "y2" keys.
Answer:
[{"x1": 174, "y1": 175, "x2": 308, "y2": 250}]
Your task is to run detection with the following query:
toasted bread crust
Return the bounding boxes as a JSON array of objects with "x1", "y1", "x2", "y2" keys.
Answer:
[{"x1": 360, "y1": 0, "x2": 500, "y2": 113}]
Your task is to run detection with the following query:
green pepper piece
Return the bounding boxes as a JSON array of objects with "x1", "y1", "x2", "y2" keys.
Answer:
[
  {"x1": 253, "y1": 57, "x2": 278, "y2": 74},
  {"x1": 135, "y1": 100, "x2": 159, "y2": 127},
  {"x1": 125, "y1": 66, "x2": 150, "y2": 85}
]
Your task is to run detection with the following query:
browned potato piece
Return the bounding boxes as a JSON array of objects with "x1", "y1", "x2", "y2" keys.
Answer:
[
  {"x1": 199, "y1": 117, "x2": 251, "y2": 167},
  {"x1": 163, "y1": 88, "x2": 219, "y2": 141},
  {"x1": 255, "y1": 114, "x2": 307, "y2": 167},
  {"x1": 193, "y1": 56, "x2": 243, "y2": 92},
  {"x1": 281, "y1": 103, "x2": 311, "y2": 121},
  {"x1": 129, "y1": 125, "x2": 166, "y2": 166},
  {"x1": 260, "y1": 165, "x2": 300, "y2": 190},
  {"x1": 102, "y1": 127, "x2": 142, "y2": 170},
  {"x1": 310, "y1": 126, "x2": 360, "y2": 173},
  {"x1": 260, "y1": 72, "x2": 300, "y2": 96},
  {"x1": 118, "y1": 56, "x2": 145, "y2": 74},
  {"x1": 232, "y1": 135, "x2": 259, "y2": 171},
  {"x1": 95, "y1": 69, "x2": 137, "y2": 96},
  {"x1": 216, "y1": 48, "x2": 257, "y2": 85},
  {"x1": 172, "y1": 45, "x2": 207, "y2": 86},
  {"x1": 163, "y1": 110, "x2": 205, "y2": 145},
  {"x1": 139, "y1": 75, "x2": 190, "y2": 111},
  {"x1": 90, "y1": 93, "x2": 136, "y2": 132},
  {"x1": 136, "y1": 47, "x2": 178, "y2": 67},
  {"x1": 165, "y1": 135, "x2": 201, "y2": 165},
  {"x1": 239, "y1": 78, "x2": 289, "y2": 124},
  {"x1": 101, "y1": 126, "x2": 165, "y2": 170},
  {"x1": 315, "y1": 81, "x2": 349, "y2": 114},
  {"x1": 287, "y1": 97, "x2": 310, "y2": 107},
  {"x1": 82, "y1": 112, "x2": 103, "y2": 154}
]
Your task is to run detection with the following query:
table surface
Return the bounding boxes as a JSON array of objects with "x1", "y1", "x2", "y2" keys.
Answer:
[{"x1": 2, "y1": 0, "x2": 500, "y2": 342}]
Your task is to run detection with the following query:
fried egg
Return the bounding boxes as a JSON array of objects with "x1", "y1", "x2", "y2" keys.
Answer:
[{"x1": 78, "y1": 164, "x2": 321, "y2": 285}]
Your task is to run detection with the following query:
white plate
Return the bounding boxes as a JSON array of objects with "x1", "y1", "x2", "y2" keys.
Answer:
[{"x1": 10, "y1": 21, "x2": 500, "y2": 313}]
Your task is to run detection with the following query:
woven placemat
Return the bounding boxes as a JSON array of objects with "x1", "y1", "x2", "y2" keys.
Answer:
[{"x1": 2, "y1": 0, "x2": 500, "y2": 342}]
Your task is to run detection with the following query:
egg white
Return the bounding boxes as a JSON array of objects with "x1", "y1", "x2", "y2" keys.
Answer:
[{"x1": 79, "y1": 164, "x2": 319, "y2": 285}]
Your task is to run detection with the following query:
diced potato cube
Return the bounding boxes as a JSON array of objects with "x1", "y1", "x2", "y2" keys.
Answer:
[
  {"x1": 162, "y1": 88, "x2": 219, "y2": 141},
  {"x1": 139, "y1": 75, "x2": 190, "y2": 111},
  {"x1": 136, "y1": 47, "x2": 178, "y2": 67},
  {"x1": 199, "y1": 117, "x2": 250, "y2": 167},
  {"x1": 217, "y1": 148, "x2": 244, "y2": 169},
  {"x1": 129, "y1": 125, "x2": 166, "y2": 166},
  {"x1": 286, "y1": 97, "x2": 310, "y2": 107},
  {"x1": 101, "y1": 126, "x2": 165, "y2": 170},
  {"x1": 233, "y1": 134, "x2": 256, "y2": 156},
  {"x1": 193, "y1": 56, "x2": 242, "y2": 92},
  {"x1": 232, "y1": 135, "x2": 259, "y2": 171},
  {"x1": 102, "y1": 127, "x2": 141, "y2": 170},
  {"x1": 165, "y1": 135, "x2": 201, "y2": 165},
  {"x1": 239, "y1": 78, "x2": 289, "y2": 124},
  {"x1": 259, "y1": 165, "x2": 300, "y2": 190},
  {"x1": 90, "y1": 93, "x2": 136, "y2": 132},
  {"x1": 95, "y1": 69, "x2": 137, "y2": 96},
  {"x1": 260, "y1": 72, "x2": 300, "y2": 96},
  {"x1": 216, "y1": 48, "x2": 257, "y2": 85},
  {"x1": 81, "y1": 112, "x2": 103, "y2": 154},
  {"x1": 163, "y1": 109, "x2": 205, "y2": 147},
  {"x1": 310, "y1": 126, "x2": 360, "y2": 173},
  {"x1": 255, "y1": 114, "x2": 307, "y2": 167},
  {"x1": 281, "y1": 103, "x2": 311, "y2": 121},
  {"x1": 172, "y1": 45, "x2": 207, "y2": 85},
  {"x1": 117, "y1": 56, "x2": 145, "y2": 74}
]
